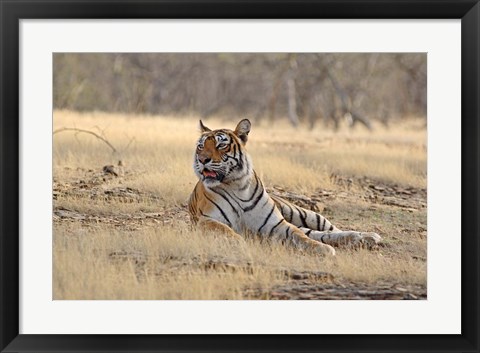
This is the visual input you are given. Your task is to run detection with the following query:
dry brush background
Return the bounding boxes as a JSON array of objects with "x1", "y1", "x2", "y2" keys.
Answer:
[{"x1": 53, "y1": 110, "x2": 427, "y2": 300}]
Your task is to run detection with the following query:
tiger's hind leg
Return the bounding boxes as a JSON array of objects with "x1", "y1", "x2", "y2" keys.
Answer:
[
  {"x1": 272, "y1": 195, "x2": 382, "y2": 249},
  {"x1": 299, "y1": 228, "x2": 382, "y2": 249},
  {"x1": 271, "y1": 222, "x2": 336, "y2": 256}
]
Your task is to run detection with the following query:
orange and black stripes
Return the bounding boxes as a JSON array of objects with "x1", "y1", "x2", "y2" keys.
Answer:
[{"x1": 271, "y1": 195, "x2": 338, "y2": 232}]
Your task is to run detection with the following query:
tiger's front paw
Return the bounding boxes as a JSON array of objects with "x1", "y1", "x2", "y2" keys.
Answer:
[
  {"x1": 312, "y1": 242, "x2": 336, "y2": 256},
  {"x1": 356, "y1": 232, "x2": 382, "y2": 250}
]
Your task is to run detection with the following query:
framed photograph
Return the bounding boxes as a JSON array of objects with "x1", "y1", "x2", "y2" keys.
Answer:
[{"x1": 1, "y1": 1, "x2": 478, "y2": 352}]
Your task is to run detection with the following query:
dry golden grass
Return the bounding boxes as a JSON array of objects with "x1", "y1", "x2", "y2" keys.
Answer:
[{"x1": 53, "y1": 110, "x2": 427, "y2": 300}]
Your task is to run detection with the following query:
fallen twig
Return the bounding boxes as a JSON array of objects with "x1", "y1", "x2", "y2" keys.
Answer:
[{"x1": 53, "y1": 127, "x2": 117, "y2": 153}]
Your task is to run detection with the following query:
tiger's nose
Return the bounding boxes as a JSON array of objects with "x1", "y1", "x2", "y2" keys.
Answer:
[{"x1": 198, "y1": 156, "x2": 211, "y2": 165}]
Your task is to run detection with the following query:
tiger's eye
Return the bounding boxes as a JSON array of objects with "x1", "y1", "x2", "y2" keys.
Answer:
[{"x1": 217, "y1": 144, "x2": 227, "y2": 150}]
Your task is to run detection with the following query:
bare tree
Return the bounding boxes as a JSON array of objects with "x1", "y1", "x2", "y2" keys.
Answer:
[{"x1": 53, "y1": 53, "x2": 427, "y2": 130}]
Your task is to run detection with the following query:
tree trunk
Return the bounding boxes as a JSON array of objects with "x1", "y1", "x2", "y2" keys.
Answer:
[
  {"x1": 286, "y1": 54, "x2": 299, "y2": 127},
  {"x1": 326, "y1": 67, "x2": 372, "y2": 131}
]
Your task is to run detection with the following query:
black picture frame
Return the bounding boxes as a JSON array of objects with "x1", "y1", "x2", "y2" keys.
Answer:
[{"x1": 1, "y1": 1, "x2": 478, "y2": 352}]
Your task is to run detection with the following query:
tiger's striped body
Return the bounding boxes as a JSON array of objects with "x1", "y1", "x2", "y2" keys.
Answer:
[{"x1": 188, "y1": 119, "x2": 381, "y2": 256}]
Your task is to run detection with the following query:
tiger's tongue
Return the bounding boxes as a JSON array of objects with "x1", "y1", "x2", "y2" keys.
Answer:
[{"x1": 203, "y1": 170, "x2": 217, "y2": 178}]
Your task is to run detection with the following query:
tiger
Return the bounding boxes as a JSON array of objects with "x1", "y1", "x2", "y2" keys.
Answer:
[{"x1": 188, "y1": 119, "x2": 382, "y2": 256}]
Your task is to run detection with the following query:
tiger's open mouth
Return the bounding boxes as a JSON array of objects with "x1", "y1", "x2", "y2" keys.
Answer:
[{"x1": 202, "y1": 169, "x2": 224, "y2": 181}]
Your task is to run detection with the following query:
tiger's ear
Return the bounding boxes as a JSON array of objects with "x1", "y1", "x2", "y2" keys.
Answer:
[
  {"x1": 199, "y1": 120, "x2": 211, "y2": 133},
  {"x1": 234, "y1": 119, "x2": 251, "y2": 144}
]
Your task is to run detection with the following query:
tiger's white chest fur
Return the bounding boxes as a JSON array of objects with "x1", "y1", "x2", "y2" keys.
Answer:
[{"x1": 204, "y1": 181, "x2": 282, "y2": 236}]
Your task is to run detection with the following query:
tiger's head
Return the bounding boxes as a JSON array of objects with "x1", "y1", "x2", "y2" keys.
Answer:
[{"x1": 193, "y1": 119, "x2": 253, "y2": 188}]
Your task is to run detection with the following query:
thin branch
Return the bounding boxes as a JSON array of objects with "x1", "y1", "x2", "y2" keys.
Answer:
[
  {"x1": 53, "y1": 127, "x2": 117, "y2": 153},
  {"x1": 123, "y1": 136, "x2": 136, "y2": 151}
]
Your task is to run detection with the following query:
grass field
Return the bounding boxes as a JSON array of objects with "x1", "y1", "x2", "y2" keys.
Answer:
[{"x1": 53, "y1": 110, "x2": 427, "y2": 300}]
